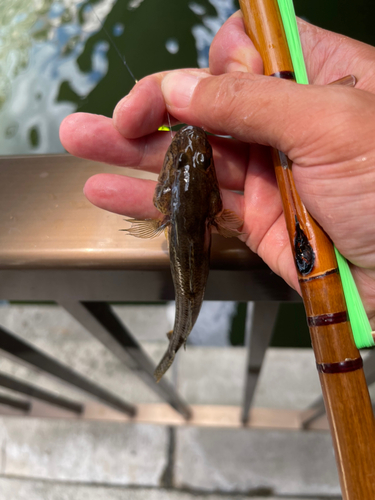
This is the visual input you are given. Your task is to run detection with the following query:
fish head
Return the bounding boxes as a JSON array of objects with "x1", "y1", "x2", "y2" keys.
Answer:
[
  {"x1": 154, "y1": 125, "x2": 216, "y2": 214},
  {"x1": 175, "y1": 125, "x2": 213, "y2": 174}
]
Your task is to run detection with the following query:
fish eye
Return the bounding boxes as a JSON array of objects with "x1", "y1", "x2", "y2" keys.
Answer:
[{"x1": 194, "y1": 151, "x2": 211, "y2": 170}]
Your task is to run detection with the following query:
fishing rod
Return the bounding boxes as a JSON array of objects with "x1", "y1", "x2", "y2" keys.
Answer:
[{"x1": 238, "y1": 0, "x2": 375, "y2": 497}]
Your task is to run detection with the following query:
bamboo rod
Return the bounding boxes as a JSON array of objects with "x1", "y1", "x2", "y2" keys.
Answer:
[{"x1": 238, "y1": 1, "x2": 375, "y2": 498}]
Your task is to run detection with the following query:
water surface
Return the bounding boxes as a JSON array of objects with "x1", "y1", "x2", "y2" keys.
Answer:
[{"x1": 0, "y1": 0, "x2": 237, "y2": 155}]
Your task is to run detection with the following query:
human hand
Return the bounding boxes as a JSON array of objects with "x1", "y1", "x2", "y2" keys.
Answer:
[{"x1": 59, "y1": 13, "x2": 375, "y2": 326}]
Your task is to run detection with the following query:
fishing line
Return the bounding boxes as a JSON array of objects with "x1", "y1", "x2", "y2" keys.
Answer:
[
  {"x1": 89, "y1": 1, "x2": 174, "y2": 138},
  {"x1": 89, "y1": 1, "x2": 138, "y2": 84}
]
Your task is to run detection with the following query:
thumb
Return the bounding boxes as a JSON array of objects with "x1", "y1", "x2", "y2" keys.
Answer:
[{"x1": 161, "y1": 70, "x2": 371, "y2": 165}]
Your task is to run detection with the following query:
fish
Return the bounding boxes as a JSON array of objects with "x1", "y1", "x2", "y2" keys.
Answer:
[{"x1": 123, "y1": 125, "x2": 243, "y2": 381}]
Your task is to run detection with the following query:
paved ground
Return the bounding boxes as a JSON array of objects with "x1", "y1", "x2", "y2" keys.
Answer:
[{"x1": 0, "y1": 304, "x2": 349, "y2": 499}]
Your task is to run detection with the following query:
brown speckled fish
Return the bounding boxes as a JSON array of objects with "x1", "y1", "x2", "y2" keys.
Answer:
[{"x1": 124, "y1": 125, "x2": 243, "y2": 381}]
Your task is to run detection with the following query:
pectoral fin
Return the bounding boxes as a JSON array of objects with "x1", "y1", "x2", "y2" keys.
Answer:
[
  {"x1": 164, "y1": 227, "x2": 170, "y2": 244},
  {"x1": 213, "y1": 209, "x2": 244, "y2": 238},
  {"x1": 121, "y1": 217, "x2": 170, "y2": 239}
]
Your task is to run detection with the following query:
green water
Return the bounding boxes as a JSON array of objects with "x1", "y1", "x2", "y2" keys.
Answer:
[
  {"x1": 0, "y1": 0, "x2": 237, "y2": 154},
  {"x1": 294, "y1": 0, "x2": 375, "y2": 46}
]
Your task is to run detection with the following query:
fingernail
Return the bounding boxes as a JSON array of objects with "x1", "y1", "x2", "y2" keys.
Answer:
[
  {"x1": 226, "y1": 62, "x2": 249, "y2": 73},
  {"x1": 162, "y1": 72, "x2": 206, "y2": 108}
]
